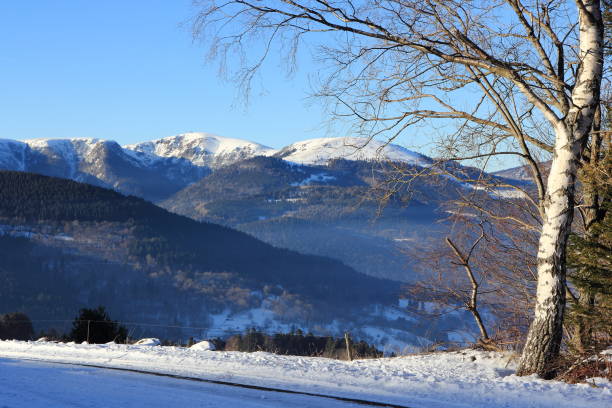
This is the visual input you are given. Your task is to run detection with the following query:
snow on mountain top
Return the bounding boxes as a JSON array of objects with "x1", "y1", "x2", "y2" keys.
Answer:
[
  {"x1": 24, "y1": 137, "x2": 102, "y2": 148},
  {"x1": 24, "y1": 137, "x2": 118, "y2": 154},
  {"x1": 0, "y1": 133, "x2": 435, "y2": 174},
  {"x1": 276, "y1": 137, "x2": 432, "y2": 166},
  {"x1": 493, "y1": 161, "x2": 550, "y2": 182},
  {"x1": 124, "y1": 132, "x2": 276, "y2": 167},
  {"x1": 24, "y1": 138, "x2": 129, "y2": 172},
  {"x1": 0, "y1": 340, "x2": 609, "y2": 408},
  {"x1": 23, "y1": 138, "x2": 114, "y2": 161}
]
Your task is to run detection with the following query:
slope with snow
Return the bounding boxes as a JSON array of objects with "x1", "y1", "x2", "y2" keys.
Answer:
[
  {"x1": 0, "y1": 137, "x2": 209, "y2": 201},
  {"x1": 0, "y1": 340, "x2": 609, "y2": 408},
  {"x1": 493, "y1": 161, "x2": 551, "y2": 182},
  {"x1": 24, "y1": 138, "x2": 119, "y2": 181},
  {"x1": 0, "y1": 139, "x2": 28, "y2": 171},
  {"x1": 125, "y1": 132, "x2": 277, "y2": 168},
  {"x1": 274, "y1": 137, "x2": 432, "y2": 166}
]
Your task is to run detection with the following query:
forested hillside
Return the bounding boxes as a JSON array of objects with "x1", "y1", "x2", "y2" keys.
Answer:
[
  {"x1": 0, "y1": 171, "x2": 444, "y2": 343},
  {"x1": 162, "y1": 157, "x2": 474, "y2": 281}
]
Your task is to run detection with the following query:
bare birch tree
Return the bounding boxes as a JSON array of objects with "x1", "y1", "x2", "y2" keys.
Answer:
[{"x1": 193, "y1": 0, "x2": 605, "y2": 377}]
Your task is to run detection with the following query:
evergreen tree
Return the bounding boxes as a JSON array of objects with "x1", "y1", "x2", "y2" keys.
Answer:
[
  {"x1": 567, "y1": 154, "x2": 611, "y2": 353},
  {"x1": 69, "y1": 307, "x2": 127, "y2": 344},
  {"x1": 565, "y1": 0, "x2": 611, "y2": 353}
]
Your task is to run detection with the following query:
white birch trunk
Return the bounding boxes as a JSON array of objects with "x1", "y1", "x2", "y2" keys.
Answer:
[
  {"x1": 515, "y1": 125, "x2": 581, "y2": 378},
  {"x1": 516, "y1": 0, "x2": 604, "y2": 378}
]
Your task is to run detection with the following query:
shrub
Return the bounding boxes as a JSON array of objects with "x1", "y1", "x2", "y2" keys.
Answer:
[{"x1": 0, "y1": 312, "x2": 34, "y2": 340}]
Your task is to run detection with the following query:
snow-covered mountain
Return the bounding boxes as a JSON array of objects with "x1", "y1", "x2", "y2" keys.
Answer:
[
  {"x1": 0, "y1": 138, "x2": 208, "y2": 202},
  {"x1": 125, "y1": 133, "x2": 432, "y2": 169},
  {"x1": 492, "y1": 161, "x2": 550, "y2": 182},
  {"x1": 125, "y1": 132, "x2": 276, "y2": 169},
  {"x1": 274, "y1": 137, "x2": 432, "y2": 166},
  {"x1": 0, "y1": 133, "x2": 436, "y2": 201}
]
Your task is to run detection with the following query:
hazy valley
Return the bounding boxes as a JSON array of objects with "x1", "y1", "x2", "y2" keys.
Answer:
[{"x1": 0, "y1": 132, "x2": 530, "y2": 349}]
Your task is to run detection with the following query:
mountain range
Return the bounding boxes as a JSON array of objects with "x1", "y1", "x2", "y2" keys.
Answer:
[
  {"x1": 0, "y1": 133, "x2": 435, "y2": 201},
  {"x1": 0, "y1": 132, "x2": 528, "y2": 283}
]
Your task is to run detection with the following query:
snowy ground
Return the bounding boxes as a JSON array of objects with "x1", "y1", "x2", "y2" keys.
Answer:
[
  {"x1": 0, "y1": 340, "x2": 609, "y2": 408},
  {"x1": 0, "y1": 359, "x2": 365, "y2": 408}
]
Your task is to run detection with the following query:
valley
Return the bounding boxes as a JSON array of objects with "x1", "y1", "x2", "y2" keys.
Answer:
[{"x1": 0, "y1": 133, "x2": 528, "y2": 348}]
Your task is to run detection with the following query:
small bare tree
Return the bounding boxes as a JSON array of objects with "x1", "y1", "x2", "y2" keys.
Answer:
[
  {"x1": 445, "y1": 233, "x2": 490, "y2": 343},
  {"x1": 194, "y1": 0, "x2": 605, "y2": 377},
  {"x1": 408, "y1": 205, "x2": 539, "y2": 349}
]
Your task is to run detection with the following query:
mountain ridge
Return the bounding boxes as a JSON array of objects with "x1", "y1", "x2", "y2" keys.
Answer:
[
  {"x1": 1, "y1": 133, "x2": 437, "y2": 202},
  {"x1": 124, "y1": 132, "x2": 277, "y2": 169}
]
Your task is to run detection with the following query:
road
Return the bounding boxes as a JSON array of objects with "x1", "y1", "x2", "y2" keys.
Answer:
[{"x1": 0, "y1": 358, "x2": 369, "y2": 408}]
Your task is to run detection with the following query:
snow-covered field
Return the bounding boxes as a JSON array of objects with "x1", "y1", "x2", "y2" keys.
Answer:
[
  {"x1": 0, "y1": 359, "x2": 363, "y2": 408},
  {"x1": 0, "y1": 340, "x2": 609, "y2": 408}
]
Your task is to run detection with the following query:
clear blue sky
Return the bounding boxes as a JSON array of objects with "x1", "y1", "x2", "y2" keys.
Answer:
[
  {"x1": 0, "y1": 0, "x2": 333, "y2": 148},
  {"x1": 0, "y1": 1, "x2": 517, "y2": 170}
]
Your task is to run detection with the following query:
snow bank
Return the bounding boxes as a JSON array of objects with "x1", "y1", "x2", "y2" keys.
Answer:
[
  {"x1": 133, "y1": 338, "x2": 161, "y2": 346},
  {"x1": 0, "y1": 340, "x2": 608, "y2": 408},
  {"x1": 190, "y1": 340, "x2": 215, "y2": 351}
]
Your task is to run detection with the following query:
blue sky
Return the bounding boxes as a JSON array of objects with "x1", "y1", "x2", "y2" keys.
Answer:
[
  {"x1": 0, "y1": 1, "x2": 331, "y2": 148},
  {"x1": 0, "y1": 1, "x2": 518, "y2": 170}
]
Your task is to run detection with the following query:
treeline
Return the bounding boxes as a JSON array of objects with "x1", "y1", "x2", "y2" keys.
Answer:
[
  {"x1": 0, "y1": 171, "x2": 157, "y2": 222},
  {"x1": 1, "y1": 308, "x2": 383, "y2": 361},
  {"x1": 222, "y1": 328, "x2": 383, "y2": 359}
]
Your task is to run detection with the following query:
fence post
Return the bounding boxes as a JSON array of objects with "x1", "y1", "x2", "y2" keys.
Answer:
[
  {"x1": 344, "y1": 332, "x2": 352, "y2": 361},
  {"x1": 86, "y1": 320, "x2": 91, "y2": 344}
]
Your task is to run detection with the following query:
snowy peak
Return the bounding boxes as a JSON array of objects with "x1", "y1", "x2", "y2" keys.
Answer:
[
  {"x1": 24, "y1": 138, "x2": 113, "y2": 177},
  {"x1": 125, "y1": 132, "x2": 276, "y2": 168},
  {"x1": 274, "y1": 137, "x2": 432, "y2": 166},
  {"x1": 0, "y1": 137, "x2": 209, "y2": 202},
  {"x1": 125, "y1": 134, "x2": 432, "y2": 169},
  {"x1": 0, "y1": 133, "x2": 435, "y2": 202},
  {"x1": 24, "y1": 137, "x2": 103, "y2": 154},
  {"x1": 1, "y1": 134, "x2": 433, "y2": 176}
]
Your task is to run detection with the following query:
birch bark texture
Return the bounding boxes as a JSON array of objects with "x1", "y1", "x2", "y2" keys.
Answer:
[
  {"x1": 516, "y1": 2, "x2": 604, "y2": 377},
  {"x1": 194, "y1": 0, "x2": 606, "y2": 377}
]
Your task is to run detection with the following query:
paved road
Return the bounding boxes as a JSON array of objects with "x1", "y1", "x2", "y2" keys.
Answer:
[{"x1": 0, "y1": 358, "x2": 367, "y2": 408}]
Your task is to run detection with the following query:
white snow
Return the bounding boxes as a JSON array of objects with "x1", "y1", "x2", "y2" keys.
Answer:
[
  {"x1": 24, "y1": 138, "x2": 98, "y2": 177},
  {"x1": 1, "y1": 134, "x2": 436, "y2": 177},
  {"x1": 277, "y1": 137, "x2": 432, "y2": 166},
  {"x1": 0, "y1": 359, "x2": 356, "y2": 408},
  {"x1": 469, "y1": 184, "x2": 528, "y2": 199},
  {"x1": 290, "y1": 172, "x2": 337, "y2": 186},
  {"x1": 121, "y1": 146, "x2": 163, "y2": 166},
  {"x1": 0, "y1": 340, "x2": 608, "y2": 408},
  {"x1": 204, "y1": 302, "x2": 430, "y2": 351},
  {"x1": 190, "y1": 340, "x2": 215, "y2": 351},
  {"x1": 133, "y1": 338, "x2": 161, "y2": 346},
  {"x1": 206, "y1": 307, "x2": 296, "y2": 338},
  {"x1": 125, "y1": 132, "x2": 276, "y2": 168}
]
